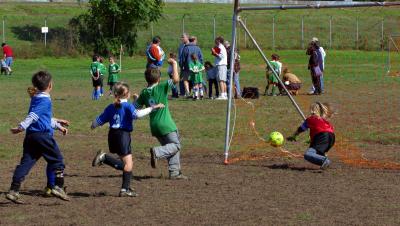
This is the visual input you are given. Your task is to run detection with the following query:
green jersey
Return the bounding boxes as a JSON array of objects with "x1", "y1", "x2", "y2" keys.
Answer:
[
  {"x1": 268, "y1": 61, "x2": 280, "y2": 83},
  {"x1": 134, "y1": 79, "x2": 177, "y2": 137},
  {"x1": 99, "y1": 63, "x2": 106, "y2": 76},
  {"x1": 108, "y1": 63, "x2": 120, "y2": 83},
  {"x1": 189, "y1": 61, "x2": 204, "y2": 84},
  {"x1": 90, "y1": 61, "x2": 100, "y2": 77}
]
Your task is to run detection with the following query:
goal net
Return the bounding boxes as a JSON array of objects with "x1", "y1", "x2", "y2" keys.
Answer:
[{"x1": 387, "y1": 34, "x2": 400, "y2": 77}]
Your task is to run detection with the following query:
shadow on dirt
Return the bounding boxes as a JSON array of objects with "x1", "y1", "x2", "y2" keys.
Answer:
[{"x1": 266, "y1": 163, "x2": 323, "y2": 173}]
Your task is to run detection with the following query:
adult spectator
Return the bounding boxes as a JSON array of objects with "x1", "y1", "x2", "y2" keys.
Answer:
[
  {"x1": 280, "y1": 67, "x2": 302, "y2": 95},
  {"x1": 212, "y1": 36, "x2": 228, "y2": 100},
  {"x1": 224, "y1": 41, "x2": 241, "y2": 98},
  {"x1": 308, "y1": 37, "x2": 326, "y2": 94},
  {"x1": 179, "y1": 36, "x2": 203, "y2": 97},
  {"x1": 2, "y1": 43, "x2": 13, "y2": 75},
  {"x1": 307, "y1": 44, "x2": 322, "y2": 95},
  {"x1": 178, "y1": 33, "x2": 189, "y2": 96},
  {"x1": 146, "y1": 36, "x2": 165, "y2": 69}
]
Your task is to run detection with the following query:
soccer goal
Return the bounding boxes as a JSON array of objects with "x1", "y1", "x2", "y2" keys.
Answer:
[
  {"x1": 387, "y1": 34, "x2": 400, "y2": 77},
  {"x1": 224, "y1": 0, "x2": 400, "y2": 169}
]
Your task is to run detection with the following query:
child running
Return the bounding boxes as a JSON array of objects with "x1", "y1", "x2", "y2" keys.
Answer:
[
  {"x1": 264, "y1": 53, "x2": 282, "y2": 96},
  {"x1": 134, "y1": 57, "x2": 188, "y2": 180},
  {"x1": 90, "y1": 55, "x2": 101, "y2": 100},
  {"x1": 91, "y1": 82, "x2": 164, "y2": 197},
  {"x1": 6, "y1": 71, "x2": 70, "y2": 204},
  {"x1": 189, "y1": 53, "x2": 205, "y2": 100},
  {"x1": 107, "y1": 56, "x2": 121, "y2": 96},
  {"x1": 287, "y1": 102, "x2": 335, "y2": 169}
]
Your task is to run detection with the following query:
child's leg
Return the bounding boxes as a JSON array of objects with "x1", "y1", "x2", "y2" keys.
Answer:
[
  {"x1": 199, "y1": 83, "x2": 204, "y2": 98},
  {"x1": 208, "y1": 80, "x2": 213, "y2": 98},
  {"x1": 304, "y1": 132, "x2": 335, "y2": 166},
  {"x1": 103, "y1": 154, "x2": 125, "y2": 170},
  {"x1": 120, "y1": 154, "x2": 133, "y2": 190},
  {"x1": 214, "y1": 79, "x2": 220, "y2": 97},
  {"x1": 271, "y1": 83, "x2": 279, "y2": 95},
  {"x1": 46, "y1": 165, "x2": 56, "y2": 189},
  {"x1": 192, "y1": 84, "x2": 198, "y2": 99},
  {"x1": 153, "y1": 131, "x2": 182, "y2": 177}
]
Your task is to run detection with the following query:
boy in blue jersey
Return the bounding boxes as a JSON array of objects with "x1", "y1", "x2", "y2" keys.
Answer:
[
  {"x1": 6, "y1": 71, "x2": 70, "y2": 204},
  {"x1": 91, "y1": 82, "x2": 164, "y2": 197}
]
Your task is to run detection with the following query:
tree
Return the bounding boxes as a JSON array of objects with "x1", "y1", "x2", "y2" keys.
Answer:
[{"x1": 70, "y1": 0, "x2": 163, "y2": 56}]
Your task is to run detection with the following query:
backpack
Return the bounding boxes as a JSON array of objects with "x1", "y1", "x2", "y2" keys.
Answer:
[
  {"x1": 242, "y1": 87, "x2": 259, "y2": 99},
  {"x1": 146, "y1": 44, "x2": 165, "y2": 67}
]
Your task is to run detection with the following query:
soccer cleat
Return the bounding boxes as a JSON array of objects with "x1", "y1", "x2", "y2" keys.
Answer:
[
  {"x1": 51, "y1": 186, "x2": 70, "y2": 201},
  {"x1": 119, "y1": 188, "x2": 138, "y2": 197},
  {"x1": 169, "y1": 173, "x2": 189, "y2": 180},
  {"x1": 321, "y1": 158, "x2": 331, "y2": 170},
  {"x1": 43, "y1": 186, "x2": 53, "y2": 197},
  {"x1": 150, "y1": 148, "x2": 157, "y2": 169},
  {"x1": 6, "y1": 190, "x2": 24, "y2": 204},
  {"x1": 92, "y1": 150, "x2": 106, "y2": 167}
]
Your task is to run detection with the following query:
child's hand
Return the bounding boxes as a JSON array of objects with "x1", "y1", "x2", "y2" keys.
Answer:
[
  {"x1": 167, "y1": 58, "x2": 176, "y2": 65},
  {"x1": 60, "y1": 127, "x2": 68, "y2": 136},
  {"x1": 132, "y1": 93, "x2": 139, "y2": 101},
  {"x1": 57, "y1": 119, "x2": 70, "y2": 127},
  {"x1": 10, "y1": 127, "x2": 24, "y2": 134},
  {"x1": 152, "y1": 103, "x2": 165, "y2": 110},
  {"x1": 287, "y1": 135, "x2": 298, "y2": 142}
]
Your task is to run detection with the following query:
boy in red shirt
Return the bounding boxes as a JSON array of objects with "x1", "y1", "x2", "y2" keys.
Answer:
[{"x1": 288, "y1": 102, "x2": 335, "y2": 169}]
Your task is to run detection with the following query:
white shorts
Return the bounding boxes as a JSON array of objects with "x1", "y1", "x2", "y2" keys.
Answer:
[{"x1": 216, "y1": 65, "x2": 227, "y2": 82}]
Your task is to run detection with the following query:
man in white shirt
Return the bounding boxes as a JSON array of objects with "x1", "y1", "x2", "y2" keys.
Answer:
[{"x1": 212, "y1": 36, "x2": 228, "y2": 100}]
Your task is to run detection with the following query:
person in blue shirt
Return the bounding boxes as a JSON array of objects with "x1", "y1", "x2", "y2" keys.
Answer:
[
  {"x1": 91, "y1": 82, "x2": 164, "y2": 197},
  {"x1": 6, "y1": 71, "x2": 70, "y2": 204}
]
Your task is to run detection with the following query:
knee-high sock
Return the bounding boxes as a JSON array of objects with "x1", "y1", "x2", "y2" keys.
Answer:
[
  {"x1": 122, "y1": 171, "x2": 132, "y2": 189},
  {"x1": 55, "y1": 169, "x2": 64, "y2": 188},
  {"x1": 104, "y1": 154, "x2": 124, "y2": 170},
  {"x1": 46, "y1": 165, "x2": 56, "y2": 188}
]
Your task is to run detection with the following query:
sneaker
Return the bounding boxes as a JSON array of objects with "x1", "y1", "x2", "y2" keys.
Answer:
[
  {"x1": 6, "y1": 190, "x2": 24, "y2": 204},
  {"x1": 43, "y1": 187, "x2": 53, "y2": 197},
  {"x1": 150, "y1": 148, "x2": 157, "y2": 169},
  {"x1": 169, "y1": 173, "x2": 189, "y2": 180},
  {"x1": 92, "y1": 150, "x2": 106, "y2": 167},
  {"x1": 321, "y1": 158, "x2": 331, "y2": 170},
  {"x1": 51, "y1": 186, "x2": 70, "y2": 201},
  {"x1": 119, "y1": 188, "x2": 138, "y2": 197},
  {"x1": 216, "y1": 96, "x2": 227, "y2": 100},
  {"x1": 307, "y1": 91, "x2": 315, "y2": 95}
]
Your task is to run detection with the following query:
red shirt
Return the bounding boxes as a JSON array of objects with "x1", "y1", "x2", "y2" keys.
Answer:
[
  {"x1": 3, "y1": 45, "x2": 13, "y2": 57},
  {"x1": 301, "y1": 115, "x2": 334, "y2": 141}
]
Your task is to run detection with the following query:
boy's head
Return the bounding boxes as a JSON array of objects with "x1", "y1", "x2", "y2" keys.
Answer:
[
  {"x1": 204, "y1": 61, "x2": 213, "y2": 70},
  {"x1": 145, "y1": 68, "x2": 161, "y2": 85},
  {"x1": 271, "y1": 53, "x2": 280, "y2": 61},
  {"x1": 190, "y1": 53, "x2": 198, "y2": 61},
  {"x1": 152, "y1": 36, "x2": 161, "y2": 45},
  {"x1": 32, "y1": 71, "x2": 52, "y2": 92},
  {"x1": 189, "y1": 36, "x2": 196, "y2": 44},
  {"x1": 109, "y1": 56, "x2": 115, "y2": 63},
  {"x1": 215, "y1": 36, "x2": 224, "y2": 45},
  {"x1": 169, "y1": 52, "x2": 177, "y2": 59},
  {"x1": 1, "y1": 43, "x2": 6, "y2": 47},
  {"x1": 92, "y1": 54, "x2": 99, "y2": 62}
]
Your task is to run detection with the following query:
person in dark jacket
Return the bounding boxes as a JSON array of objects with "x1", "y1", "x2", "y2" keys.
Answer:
[{"x1": 307, "y1": 44, "x2": 322, "y2": 95}]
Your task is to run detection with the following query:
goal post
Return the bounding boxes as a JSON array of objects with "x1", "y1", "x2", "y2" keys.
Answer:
[
  {"x1": 223, "y1": 0, "x2": 400, "y2": 165},
  {"x1": 387, "y1": 34, "x2": 400, "y2": 76}
]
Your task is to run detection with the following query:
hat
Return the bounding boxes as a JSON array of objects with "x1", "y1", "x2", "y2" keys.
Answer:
[{"x1": 311, "y1": 37, "x2": 319, "y2": 42}]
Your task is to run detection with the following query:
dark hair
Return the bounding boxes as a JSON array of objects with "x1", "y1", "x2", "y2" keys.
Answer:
[
  {"x1": 189, "y1": 36, "x2": 196, "y2": 43},
  {"x1": 306, "y1": 44, "x2": 315, "y2": 55},
  {"x1": 271, "y1": 53, "x2": 280, "y2": 60},
  {"x1": 204, "y1": 61, "x2": 213, "y2": 68},
  {"x1": 169, "y1": 52, "x2": 177, "y2": 59},
  {"x1": 215, "y1": 36, "x2": 224, "y2": 44},
  {"x1": 1, "y1": 43, "x2": 5, "y2": 47},
  {"x1": 145, "y1": 68, "x2": 161, "y2": 85},
  {"x1": 190, "y1": 53, "x2": 197, "y2": 60},
  {"x1": 92, "y1": 54, "x2": 99, "y2": 62},
  {"x1": 152, "y1": 36, "x2": 161, "y2": 44},
  {"x1": 32, "y1": 71, "x2": 52, "y2": 91}
]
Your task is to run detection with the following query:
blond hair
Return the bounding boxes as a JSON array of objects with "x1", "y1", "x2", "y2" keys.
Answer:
[
  {"x1": 310, "y1": 102, "x2": 334, "y2": 119},
  {"x1": 27, "y1": 87, "x2": 37, "y2": 97},
  {"x1": 113, "y1": 82, "x2": 130, "y2": 108}
]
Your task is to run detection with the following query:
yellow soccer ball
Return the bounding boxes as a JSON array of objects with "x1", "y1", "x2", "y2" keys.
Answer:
[{"x1": 269, "y1": 131, "x2": 284, "y2": 147}]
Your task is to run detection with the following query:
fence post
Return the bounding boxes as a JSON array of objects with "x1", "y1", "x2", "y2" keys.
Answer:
[
  {"x1": 213, "y1": 15, "x2": 216, "y2": 41},
  {"x1": 381, "y1": 18, "x2": 384, "y2": 51},
  {"x1": 244, "y1": 17, "x2": 247, "y2": 48},
  {"x1": 356, "y1": 17, "x2": 359, "y2": 50},
  {"x1": 44, "y1": 17, "x2": 47, "y2": 48},
  {"x1": 329, "y1": 16, "x2": 332, "y2": 49},
  {"x1": 301, "y1": 16, "x2": 304, "y2": 49},
  {"x1": 151, "y1": 22, "x2": 154, "y2": 39},
  {"x1": 272, "y1": 16, "x2": 275, "y2": 50},
  {"x1": 2, "y1": 16, "x2": 5, "y2": 43},
  {"x1": 182, "y1": 14, "x2": 187, "y2": 35}
]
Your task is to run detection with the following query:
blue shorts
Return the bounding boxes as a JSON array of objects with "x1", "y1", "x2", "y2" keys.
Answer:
[
  {"x1": 5, "y1": 57, "x2": 13, "y2": 67},
  {"x1": 108, "y1": 129, "x2": 132, "y2": 156}
]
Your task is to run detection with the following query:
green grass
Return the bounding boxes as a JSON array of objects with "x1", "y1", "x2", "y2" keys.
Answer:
[{"x1": 0, "y1": 2, "x2": 399, "y2": 57}]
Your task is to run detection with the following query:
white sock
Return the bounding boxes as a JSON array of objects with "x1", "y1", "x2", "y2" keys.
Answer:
[{"x1": 200, "y1": 88, "x2": 204, "y2": 96}]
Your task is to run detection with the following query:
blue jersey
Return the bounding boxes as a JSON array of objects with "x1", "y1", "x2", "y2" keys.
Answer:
[
  {"x1": 95, "y1": 100, "x2": 139, "y2": 132},
  {"x1": 24, "y1": 92, "x2": 53, "y2": 135}
]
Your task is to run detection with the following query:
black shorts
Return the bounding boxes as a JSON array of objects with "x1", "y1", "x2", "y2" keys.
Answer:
[
  {"x1": 92, "y1": 77, "x2": 102, "y2": 87},
  {"x1": 310, "y1": 132, "x2": 335, "y2": 156},
  {"x1": 108, "y1": 129, "x2": 132, "y2": 156},
  {"x1": 108, "y1": 81, "x2": 116, "y2": 88}
]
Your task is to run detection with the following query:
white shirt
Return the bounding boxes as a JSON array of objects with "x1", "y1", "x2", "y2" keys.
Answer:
[{"x1": 214, "y1": 43, "x2": 227, "y2": 66}]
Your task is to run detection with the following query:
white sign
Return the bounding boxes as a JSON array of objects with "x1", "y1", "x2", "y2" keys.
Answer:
[{"x1": 41, "y1": 27, "x2": 48, "y2": 33}]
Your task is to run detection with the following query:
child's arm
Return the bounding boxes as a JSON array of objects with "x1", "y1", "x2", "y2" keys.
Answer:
[
  {"x1": 91, "y1": 108, "x2": 111, "y2": 129},
  {"x1": 51, "y1": 118, "x2": 69, "y2": 135},
  {"x1": 135, "y1": 103, "x2": 165, "y2": 119},
  {"x1": 287, "y1": 121, "x2": 308, "y2": 141},
  {"x1": 168, "y1": 58, "x2": 180, "y2": 84},
  {"x1": 10, "y1": 109, "x2": 43, "y2": 134}
]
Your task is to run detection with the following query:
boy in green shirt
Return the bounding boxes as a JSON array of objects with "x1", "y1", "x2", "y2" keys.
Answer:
[
  {"x1": 189, "y1": 53, "x2": 205, "y2": 100},
  {"x1": 264, "y1": 53, "x2": 282, "y2": 96},
  {"x1": 108, "y1": 56, "x2": 121, "y2": 95},
  {"x1": 134, "y1": 58, "x2": 187, "y2": 180},
  {"x1": 90, "y1": 55, "x2": 101, "y2": 100},
  {"x1": 99, "y1": 57, "x2": 107, "y2": 97}
]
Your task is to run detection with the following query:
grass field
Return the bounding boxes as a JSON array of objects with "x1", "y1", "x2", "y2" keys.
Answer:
[{"x1": 0, "y1": 47, "x2": 399, "y2": 225}]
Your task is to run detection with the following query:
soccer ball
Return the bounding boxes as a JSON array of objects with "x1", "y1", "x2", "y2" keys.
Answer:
[{"x1": 269, "y1": 131, "x2": 284, "y2": 147}]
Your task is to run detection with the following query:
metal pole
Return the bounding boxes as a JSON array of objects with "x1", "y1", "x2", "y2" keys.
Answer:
[
  {"x1": 2, "y1": 17, "x2": 5, "y2": 43},
  {"x1": 301, "y1": 16, "x2": 304, "y2": 49},
  {"x1": 381, "y1": 19, "x2": 384, "y2": 50},
  {"x1": 244, "y1": 17, "x2": 247, "y2": 48},
  {"x1": 213, "y1": 16, "x2": 216, "y2": 41},
  {"x1": 238, "y1": 2, "x2": 400, "y2": 11},
  {"x1": 356, "y1": 18, "x2": 359, "y2": 50},
  {"x1": 238, "y1": 18, "x2": 306, "y2": 120},
  {"x1": 44, "y1": 17, "x2": 47, "y2": 48},
  {"x1": 224, "y1": 0, "x2": 239, "y2": 165},
  {"x1": 272, "y1": 16, "x2": 275, "y2": 50},
  {"x1": 329, "y1": 16, "x2": 332, "y2": 49}
]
